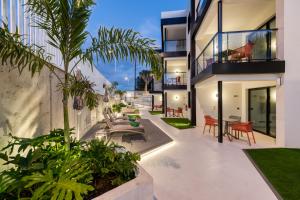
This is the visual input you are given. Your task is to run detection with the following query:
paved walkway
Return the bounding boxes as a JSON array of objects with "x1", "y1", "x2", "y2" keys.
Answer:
[{"x1": 139, "y1": 110, "x2": 277, "y2": 200}]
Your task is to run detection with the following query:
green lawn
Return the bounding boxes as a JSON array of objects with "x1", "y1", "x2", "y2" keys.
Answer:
[
  {"x1": 161, "y1": 118, "x2": 194, "y2": 129},
  {"x1": 149, "y1": 111, "x2": 163, "y2": 115},
  {"x1": 246, "y1": 148, "x2": 300, "y2": 200}
]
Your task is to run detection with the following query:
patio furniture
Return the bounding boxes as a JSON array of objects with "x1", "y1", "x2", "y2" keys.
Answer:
[
  {"x1": 103, "y1": 109, "x2": 130, "y2": 125},
  {"x1": 223, "y1": 118, "x2": 240, "y2": 141},
  {"x1": 203, "y1": 115, "x2": 218, "y2": 136},
  {"x1": 231, "y1": 122, "x2": 256, "y2": 146},
  {"x1": 228, "y1": 41, "x2": 255, "y2": 61},
  {"x1": 103, "y1": 118, "x2": 146, "y2": 138},
  {"x1": 174, "y1": 107, "x2": 184, "y2": 117},
  {"x1": 167, "y1": 107, "x2": 175, "y2": 117},
  {"x1": 176, "y1": 76, "x2": 181, "y2": 85},
  {"x1": 154, "y1": 105, "x2": 162, "y2": 110}
]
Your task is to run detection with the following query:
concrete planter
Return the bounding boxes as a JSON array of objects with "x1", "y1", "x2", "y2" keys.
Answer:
[{"x1": 93, "y1": 165, "x2": 153, "y2": 200}]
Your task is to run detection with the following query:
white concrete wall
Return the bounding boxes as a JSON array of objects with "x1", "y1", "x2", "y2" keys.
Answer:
[
  {"x1": 195, "y1": 82, "x2": 242, "y2": 126},
  {"x1": 165, "y1": 91, "x2": 188, "y2": 117},
  {"x1": 153, "y1": 94, "x2": 162, "y2": 108},
  {"x1": 0, "y1": 65, "x2": 107, "y2": 150},
  {"x1": 276, "y1": 0, "x2": 300, "y2": 147}
]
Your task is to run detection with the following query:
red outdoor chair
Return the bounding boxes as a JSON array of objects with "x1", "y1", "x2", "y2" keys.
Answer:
[
  {"x1": 176, "y1": 76, "x2": 181, "y2": 85},
  {"x1": 167, "y1": 107, "x2": 174, "y2": 117},
  {"x1": 174, "y1": 107, "x2": 184, "y2": 117},
  {"x1": 203, "y1": 115, "x2": 218, "y2": 136},
  {"x1": 231, "y1": 122, "x2": 256, "y2": 146}
]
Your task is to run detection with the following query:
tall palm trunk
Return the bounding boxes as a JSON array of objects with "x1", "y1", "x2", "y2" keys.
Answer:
[
  {"x1": 63, "y1": 68, "x2": 71, "y2": 150},
  {"x1": 144, "y1": 81, "x2": 148, "y2": 92}
]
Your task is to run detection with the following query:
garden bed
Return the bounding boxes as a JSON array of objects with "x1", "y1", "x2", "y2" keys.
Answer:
[
  {"x1": 93, "y1": 165, "x2": 153, "y2": 200},
  {"x1": 161, "y1": 118, "x2": 194, "y2": 129},
  {"x1": 245, "y1": 148, "x2": 300, "y2": 200}
]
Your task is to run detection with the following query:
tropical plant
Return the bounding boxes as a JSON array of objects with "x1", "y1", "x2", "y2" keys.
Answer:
[
  {"x1": 112, "y1": 102, "x2": 127, "y2": 113},
  {"x1": 115, "y1": 90, "x2": 126, "y2": 100},
  {"x1": 0, "y1": 0, "x2": 160, "y2": 150},
  {"x1": 0, "y1": 130, "x2": 140, "y2": 199},
  {"x1": 82, "y1": 140, "x2": 140, "y2": 186},
  {"x1": 140, "y1": 70, "x2": 153, "y2": 92}
]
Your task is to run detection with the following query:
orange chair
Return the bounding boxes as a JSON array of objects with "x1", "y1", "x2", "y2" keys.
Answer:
[
  {"x1": 174, "y1": 107, "x2": 184, "y2": 117},
  {"x1": 167, "y1": 107, "x2": 174, "y2": 117},
  {"x1": 203, "y1": 115, "x2": 218, "y2": 136},
  {"x1": 231, "y1": 122, "x2": 256, "y2": 146}
]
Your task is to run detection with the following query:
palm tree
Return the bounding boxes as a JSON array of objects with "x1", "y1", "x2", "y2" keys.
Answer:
[
  {"x1": 0, "y1": 0, "x2": 160, "y2": 150},
  {"x1": 140, "y1": 70, "x2": 153, "y2": 93},
  {"x1": 115, "y1": 90, "x2": 126, "y2": 100}
]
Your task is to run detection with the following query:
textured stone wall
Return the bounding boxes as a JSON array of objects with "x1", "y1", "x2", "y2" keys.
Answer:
[{"x1": 0, "y1": 64, "x2": 106, "y2": 149}]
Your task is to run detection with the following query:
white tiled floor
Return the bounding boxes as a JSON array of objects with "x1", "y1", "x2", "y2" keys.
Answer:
[{"x1": 139, "y1": 110, "x2": 277, "y2": 200}]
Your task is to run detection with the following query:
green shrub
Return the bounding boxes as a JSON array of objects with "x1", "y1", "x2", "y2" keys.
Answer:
[
  {"x1": 0, "y1": 129, "x2": 140, "y2": 199},
  {"x1": 112, "y1": 103, "x2": 127, "y2": 113}
]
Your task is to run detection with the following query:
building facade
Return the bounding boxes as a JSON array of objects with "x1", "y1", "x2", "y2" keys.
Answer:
[
  {"x1": 161, "y1": 0, "x2": 300, "y2": 147},
  {"x1": 160, "y1": 10, "x2": 191, "y2": 118}
]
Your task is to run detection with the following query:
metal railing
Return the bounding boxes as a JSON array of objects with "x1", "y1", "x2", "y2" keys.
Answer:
[
  {"x1": 164, "y1": 72, "x2": 187, "y2": 86},
  {"x1": 164, "y1": 40, "x2": 186, "y2": 52},
  {"x1": 195, "y1": 29, "x2": 278, "y2": 75}
]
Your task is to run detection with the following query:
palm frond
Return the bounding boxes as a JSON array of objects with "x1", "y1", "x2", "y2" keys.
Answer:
[
  {"x1": 26, "y1": 0, "x2": 94, "y2": 68},
  {"x1": 88, "y1": 27, "x2": 160, "y2": 68},
  {"x1": 0, "y1": 23, "x2": 52, "y2": 76}
]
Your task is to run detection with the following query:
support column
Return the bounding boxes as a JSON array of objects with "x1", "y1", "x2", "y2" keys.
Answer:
[
  {"x1": 218, "y1": 81, "x2": 223, "y2": 143},
  {"x1": 162, "y1": 92, "x2": 165, "y2": 114},
  {"x1": 191, "y1": 86, "x2": 197, "y2": 126},
  {"x1": 152, "y1": 95, "x2": 154, "y2": 111},
  {"x1": 164, "y1": 92, "x2": 168, "y2": 117},
  {"x1": 217, "y1": 0, "x2": 223, "y2": 63}
]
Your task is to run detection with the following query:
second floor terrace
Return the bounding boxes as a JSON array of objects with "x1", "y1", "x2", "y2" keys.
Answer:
[
  {"x1": 164, "y1": 59, "x2": 188, "y2": 90},
  {"x1": 191, "y1": 28, "x2": 285, "y2": 84},
  {"x1": 161, "y1": 10, "x2": 187, "y2": 57}
]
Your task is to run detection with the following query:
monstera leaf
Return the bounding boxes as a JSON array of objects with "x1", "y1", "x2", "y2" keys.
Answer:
[{"x1": 22, "y1": 158, "x2": 94, "y2": 200}]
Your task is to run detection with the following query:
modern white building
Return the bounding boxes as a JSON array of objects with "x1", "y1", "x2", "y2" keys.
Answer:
[{"x1": 161, "y1": 0, "x2": 300, "y2": 147}]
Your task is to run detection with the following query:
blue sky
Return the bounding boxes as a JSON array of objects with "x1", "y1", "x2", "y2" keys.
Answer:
[{"x1": 87, "y1": 0, "x2": 186, "y2": 90}]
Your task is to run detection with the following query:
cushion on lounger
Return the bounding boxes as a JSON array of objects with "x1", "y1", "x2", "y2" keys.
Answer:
[{"x1": 129, "y1": 121, "x2": 140, "y2": 127}]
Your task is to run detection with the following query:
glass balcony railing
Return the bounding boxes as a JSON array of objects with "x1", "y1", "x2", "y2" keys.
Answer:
[
  {"x1": 195, "y1": 29, "x2": 278, "y2": 75},
  {"x1": 164, "y1": 72, "x2": 187, "y2": 86},
  {"x1": 196, "y1": 0, "x2": 208, "y2": 19},
  {"x1": 164, "y1": 40, "x2": 186, "y2": 52}
]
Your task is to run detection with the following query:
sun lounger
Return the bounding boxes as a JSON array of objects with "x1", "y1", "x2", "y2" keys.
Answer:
[{"x1": 104, "y1": 119, "x2": 145, "y2": 139}]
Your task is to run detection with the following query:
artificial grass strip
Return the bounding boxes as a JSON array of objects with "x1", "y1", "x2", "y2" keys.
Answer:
[
  {"x1": 149, "y1": 111, "x2": 163, "y2": 115},
  {"x1": 246, "y1": 148, "x2": 300, "y2": 200},
  {"x1": 161, "y1": 118, "x2": 194, "y2": 129}
]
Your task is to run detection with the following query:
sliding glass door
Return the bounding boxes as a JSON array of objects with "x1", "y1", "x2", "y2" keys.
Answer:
[{"x1": 248, "y1": 87, "x2": 276, "y2": 137}]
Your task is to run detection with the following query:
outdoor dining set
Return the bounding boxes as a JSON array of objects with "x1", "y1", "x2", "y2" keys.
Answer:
[{"x1": 203, "y1": 115, "x2": 256, "y2": 146}]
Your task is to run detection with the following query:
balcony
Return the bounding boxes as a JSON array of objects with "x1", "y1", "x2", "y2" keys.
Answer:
[
  {"x1": 195, "y1": 29, "x2": 281, "y2": 76},
  {"x1": 164, "y1": 72, "x2": 187, "y2": 90},
  {"x1": 164, "y1": 40, "x2": 186, "y2": 52}
]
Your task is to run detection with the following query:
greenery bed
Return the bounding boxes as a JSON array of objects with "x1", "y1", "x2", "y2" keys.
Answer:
[
  {"x1": 0, "y1": 130, "x2": 140, "y2": 199},
  {"x1": 149, "y1": 111, "x2": 163, "y2": 115},
  {"x1": 245, "y1": 148, "x2": 300, "y2": 200},
  {"x1": 161, "y1": 118, "x2": 194, "y2": 129}
]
